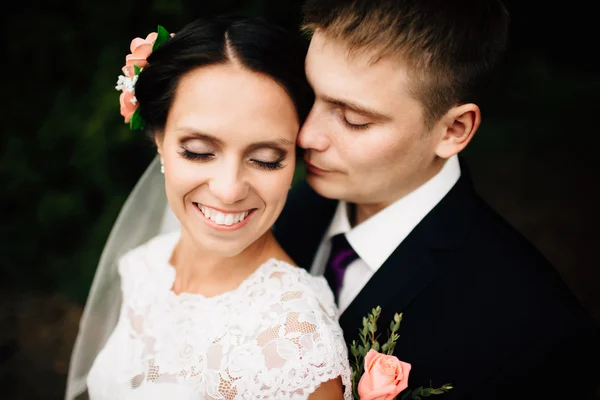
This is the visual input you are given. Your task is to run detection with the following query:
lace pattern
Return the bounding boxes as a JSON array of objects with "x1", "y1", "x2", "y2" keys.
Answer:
[{"x1": 87, "y1": 233, "x2": 352, "y2": 399}]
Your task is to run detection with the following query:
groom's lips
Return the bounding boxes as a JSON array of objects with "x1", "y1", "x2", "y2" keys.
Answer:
[{"x1": 305, "y1": 160, "x2": 330, "y2": 175}]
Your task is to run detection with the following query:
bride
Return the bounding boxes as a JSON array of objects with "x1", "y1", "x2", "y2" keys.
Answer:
[{"x1": 66, "y1": 15, "x2": 352, "y2": 400}]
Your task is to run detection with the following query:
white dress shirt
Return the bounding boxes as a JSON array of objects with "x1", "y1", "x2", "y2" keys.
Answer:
[{"x1": 310, "y1": 155, "x2": 462, "y2": 313}]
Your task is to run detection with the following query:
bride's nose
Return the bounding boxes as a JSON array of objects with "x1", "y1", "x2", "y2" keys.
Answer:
[{"x1": 208, "y1": 163, "x2": 248, "y2": 205}]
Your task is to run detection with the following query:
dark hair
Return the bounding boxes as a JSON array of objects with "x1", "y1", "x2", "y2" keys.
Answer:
[
  {"x1": 302, "y1": 0, "x2": 510, "y2": 127},
  {"x1": 135, "y1": 15, "x2": 314, "y2": 137}
]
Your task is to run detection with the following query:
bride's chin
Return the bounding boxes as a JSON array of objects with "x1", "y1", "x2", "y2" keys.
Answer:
[{"x1": 186, "y1": 233, "x2": 250, "y2": 258}]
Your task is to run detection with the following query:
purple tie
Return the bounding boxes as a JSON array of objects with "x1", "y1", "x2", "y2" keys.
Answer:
[{"x1": 324, "y1": 233, "x2": 359, "y2": 304}]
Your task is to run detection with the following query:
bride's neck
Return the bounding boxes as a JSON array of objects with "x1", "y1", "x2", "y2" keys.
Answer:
[{"x1": 169, "y1": 230, "x2": 279, "y2": 297}]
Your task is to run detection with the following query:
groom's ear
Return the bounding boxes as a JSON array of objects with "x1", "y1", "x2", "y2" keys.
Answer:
[{"x1": 434, "y1": 103, "x2": 480, "y2": 159}]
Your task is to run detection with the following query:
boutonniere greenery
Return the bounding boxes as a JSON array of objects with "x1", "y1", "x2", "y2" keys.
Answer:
[{"x1": 350, "y1": 306, "x2": 453, "y2": 400}]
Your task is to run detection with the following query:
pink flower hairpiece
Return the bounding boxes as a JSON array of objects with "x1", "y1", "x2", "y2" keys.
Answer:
[{"x1": 115, "y1": 25, "x2": 172, "y2": 130}]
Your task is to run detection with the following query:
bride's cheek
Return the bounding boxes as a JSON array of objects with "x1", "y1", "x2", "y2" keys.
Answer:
[{"x1": 262, "y1": 168, "x2": 294, "y2": 213}]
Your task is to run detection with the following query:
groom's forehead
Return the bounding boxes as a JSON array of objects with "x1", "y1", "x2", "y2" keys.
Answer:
[
  {"x1": 307, "y1": 31, "x2": 389, "y2": 66},
  {"x1": 306, "y1": 33, "x2": 411, "y2": 97}
]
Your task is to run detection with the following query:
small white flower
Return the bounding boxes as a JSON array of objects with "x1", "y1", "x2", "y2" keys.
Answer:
[
  {"x1": 115, "y1": 74, "x2": 138, "y2": 93},
  {"x1": 115, "y1": 75, "x2": 126, "y2": 91}
]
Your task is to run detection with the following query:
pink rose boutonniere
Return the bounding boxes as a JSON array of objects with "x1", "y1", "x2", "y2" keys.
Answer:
[
  {"x1": 115, "y1": 25, "x2": 173, "y2": 130},
  {"x1": 351, "y1": 307, "x2": 453, "y2": 400},
  {"x1": 358, "y1": 349, "x2": 411, "y2": 400}
]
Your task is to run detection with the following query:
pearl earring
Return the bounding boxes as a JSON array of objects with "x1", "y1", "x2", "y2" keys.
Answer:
[{"x1": 160, "y1": 159, "x2": 165, "y2": 174}]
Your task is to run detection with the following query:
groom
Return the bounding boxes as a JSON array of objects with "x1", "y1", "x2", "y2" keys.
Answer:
[{"x1": 275, "y1": 0, "x2": 600, "y2": 398}]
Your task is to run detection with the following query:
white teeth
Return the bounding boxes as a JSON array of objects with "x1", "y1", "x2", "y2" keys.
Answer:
[
  {"x1": 233, "y1": 212, "x2": 245, "y2": 224},
  {"x1": 198, "y1": 204, "x2": 251, "y2": 226}
]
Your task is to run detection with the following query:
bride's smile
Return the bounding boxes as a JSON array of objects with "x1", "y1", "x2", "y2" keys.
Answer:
[{"x1": 193, "y1": 202, "x2": 256, "y2": 230}]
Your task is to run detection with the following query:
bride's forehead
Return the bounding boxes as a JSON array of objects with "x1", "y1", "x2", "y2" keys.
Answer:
[
  {"x1": 168, "y1": 68, "x2": 296, "y2": 118},
  {"x1": 163, "y1": 76, "x2": 299, "y2": 144},
  {"x1": 174, "y1": 64, "x2": 291, "y2": 104}
]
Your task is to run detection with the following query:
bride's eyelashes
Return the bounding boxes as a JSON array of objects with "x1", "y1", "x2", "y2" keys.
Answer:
[
  {"x1": 251, "y1": 159, "x2": 285, "y2": 171},
  {"x1": 178, "y1": 148, "x2": 285, "y2": 171},
  {"x1": 180, "y1": 148, "x2": 214, "y2": 161}
]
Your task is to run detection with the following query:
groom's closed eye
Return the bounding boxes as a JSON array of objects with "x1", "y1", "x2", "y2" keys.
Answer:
[
  {"x1": 340, "y1": 110, "x2": 372, "y2": 131},
  {"x1": 321, "y1": 95, "x2": 389, "y2": 119},
  {"x1": 320, "y1": 95, "x2": 391, "y2": 131}
]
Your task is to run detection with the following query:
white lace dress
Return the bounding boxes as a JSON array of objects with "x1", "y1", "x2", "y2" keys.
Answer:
[{"x1": 86, "y1": 232, "x2": 352, "y2": 400}]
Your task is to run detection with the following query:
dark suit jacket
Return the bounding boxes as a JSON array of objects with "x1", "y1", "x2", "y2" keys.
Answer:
[{"x1": 274, "y1": 159, "x2": 600, "y2": 399}]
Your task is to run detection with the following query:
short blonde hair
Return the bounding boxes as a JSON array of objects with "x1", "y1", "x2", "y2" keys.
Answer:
[{"x1": 302, "y1": 0, "x2": 510, "y2": 127}]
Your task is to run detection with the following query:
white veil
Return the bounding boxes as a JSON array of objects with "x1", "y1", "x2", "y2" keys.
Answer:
[{"x1": 65, "y1": 155, "x2": 180, "y2": 400}]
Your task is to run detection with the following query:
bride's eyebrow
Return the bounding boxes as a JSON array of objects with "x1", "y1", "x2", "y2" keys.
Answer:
[
  {"x1": 246, "y1": 139, "x2": 294, "y2": 152},
  {"x1": 176, "y1": 129, "x2": 293, "y2": 151},
  {"x1": 176, "y1": 130, "x2": 223, "y2": 145}
]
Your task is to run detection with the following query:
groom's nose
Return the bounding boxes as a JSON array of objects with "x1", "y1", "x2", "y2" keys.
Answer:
[{"x1": 298, "y1": 107, "x2": 330, "y2": 152}]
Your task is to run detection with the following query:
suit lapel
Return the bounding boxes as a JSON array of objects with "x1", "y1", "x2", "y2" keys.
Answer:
[
  {"x1": 339, "y1": 235, "x2": 438, "y2": 345},
  {"x1": 338, "y1": 163, "x2": 478, "y2": 345}
]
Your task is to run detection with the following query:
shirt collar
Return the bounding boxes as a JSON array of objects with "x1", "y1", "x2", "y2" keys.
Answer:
[{"x1": 324, "y1": 155, "x2": 461, "y2": 271}]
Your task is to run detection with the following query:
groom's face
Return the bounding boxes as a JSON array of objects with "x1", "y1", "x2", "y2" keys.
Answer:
[{"x1": 299, "y1": 32, "x2": 442, "y2": 210}]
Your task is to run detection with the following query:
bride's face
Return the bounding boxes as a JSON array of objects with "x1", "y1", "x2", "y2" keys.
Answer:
[{"x1": 156, "y1": 63, "x2": 299, "y2": 257}]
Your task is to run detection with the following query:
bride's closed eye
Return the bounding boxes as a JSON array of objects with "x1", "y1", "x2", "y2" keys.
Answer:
[
  {"x1": 178, "y1": 139, "x2": 216, "y2": 161},
  {"x1": 178, "y1": 147, "x2": 286, "y2": 171},
  {"x1": 250, "y1": 159, "x2": 284, "y2": 171},
  {"x1": 179, "y1": 148, "x2": 214, "y2": 161},
  {"x1": 248, "y1": 147, "x2": 286, "y2": 171}
]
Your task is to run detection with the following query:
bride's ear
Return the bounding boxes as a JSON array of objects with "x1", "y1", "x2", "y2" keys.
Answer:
[
  {"x1": 434, "y1": 103, "x2": 480, "y2": 158},
  {"x1": 154, "y1": 134, "x2": 164, "y2": 157},
  {"x1": 155, "y1": 135, "x2": 165, "y2": 174}
]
